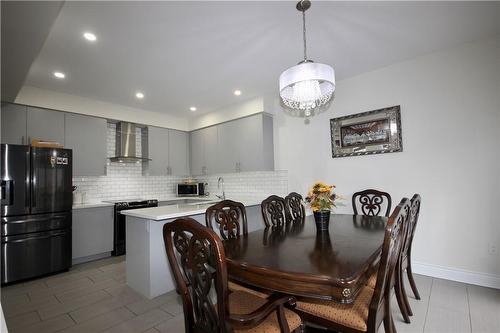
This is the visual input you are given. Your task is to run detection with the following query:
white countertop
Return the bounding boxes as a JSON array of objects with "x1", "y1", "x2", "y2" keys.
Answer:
[
  {"x1": 120, "y1": 197, "x2": 263, "y2": 221},
  {"x1": 71, "y1": 196, "x2": 214, "y2": 210},
  {"x1": 72, "y1": 202, "x2": 115, "y2": 210}
]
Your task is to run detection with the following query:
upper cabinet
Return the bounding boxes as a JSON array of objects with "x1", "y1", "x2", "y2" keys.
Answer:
[
  {"x1": 65, "y1": 113, "x2": 107, "y2": 176},
  {"x1": 190, "y1": 126, "x2": 218, "y2": 176},
  {"x1": 147, "y1": 126, "x2": 170, "y2": 176},
  {"x1": 2, "y1": 103, "x2": 274, "y2": 177},
  {"x1": 1, "y1": 103, "x2": 27, "y2": 144},
  {"x1": 190, "y1": 113, "x2": 274, "y2": 176},
  {"x1": 168, "y1": 129, "x2": 189, "y2": 176},
  {"x1": 237, "y1": 114, "x2": 274, "y2": 172},
  {"x1": 189, "y1": 129, "x2": 204, "y2": 176},
  {"x1": 26, "y1": 106, "x2": 65, "y2": 145},
  {"x1": 1, "y1": 104, "x2": 66, "y2": 146},
  {"x1": 147, "y1": 126, "x2": 189, "y2": 176}
]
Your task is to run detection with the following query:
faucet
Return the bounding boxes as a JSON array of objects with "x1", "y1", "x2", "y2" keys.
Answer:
[{"x1": 216, "y1": 177, "x2": 225, "y2": 200}]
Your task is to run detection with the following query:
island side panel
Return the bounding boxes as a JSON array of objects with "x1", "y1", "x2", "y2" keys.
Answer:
[
  {"x1": 246, "y1": 205, "x2": 265, "y2": 232},
  {"x1": 125, "y1": 206, "x2": 262, "y2": 299},
  {"x1": 126, "y1": 216, "x2": 152, "y2": 298},
  {"x1": 139, "y1": 214, "x2": 205, "y2": 299}
]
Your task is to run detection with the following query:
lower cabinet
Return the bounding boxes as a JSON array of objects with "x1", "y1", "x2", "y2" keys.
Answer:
[{"x1": 72, "y1": 206, "x2": 114, "y2": 263}]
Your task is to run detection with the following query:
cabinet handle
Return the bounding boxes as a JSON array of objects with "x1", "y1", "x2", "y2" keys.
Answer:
[{"x1": 21, "y1": 136, "x2": 25, "y2": 145}]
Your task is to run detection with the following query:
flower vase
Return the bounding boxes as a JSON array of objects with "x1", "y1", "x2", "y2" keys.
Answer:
[{"x1": 313, "y1": 210, "x2": 331, "y2": 231}]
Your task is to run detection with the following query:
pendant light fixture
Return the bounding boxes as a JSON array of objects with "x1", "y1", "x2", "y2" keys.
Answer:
[{"x1": 279, "y1": 0, "x2": 335, "y2": 119}]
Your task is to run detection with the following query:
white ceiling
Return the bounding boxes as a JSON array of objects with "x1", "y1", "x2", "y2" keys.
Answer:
[{"x1": 23, "y1": 1, "x2": 500, "y2": 117}]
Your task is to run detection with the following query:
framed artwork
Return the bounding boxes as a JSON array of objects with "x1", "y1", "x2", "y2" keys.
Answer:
[{"x1": 330, "y1": 105, "x2": 402, "y2": 158}]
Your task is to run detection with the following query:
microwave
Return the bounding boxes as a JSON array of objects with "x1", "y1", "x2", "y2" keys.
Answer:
[{"x1": 177, "y1": 183, "x2": 207, "y2": 197}]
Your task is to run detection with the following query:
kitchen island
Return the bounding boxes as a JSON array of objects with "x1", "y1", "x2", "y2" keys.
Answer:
[{"x1": 121, "y1": 197, "x2": 264, "y2": 299}]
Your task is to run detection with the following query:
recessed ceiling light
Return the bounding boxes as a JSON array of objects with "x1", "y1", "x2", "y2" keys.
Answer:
[
  {"x1": 53, "y1": 72, "x2": 65, "y2": 79},
  {"x1": 135, "y1": 92, "x2": 144, "y2": 99},
  {"x1": 83, "y1": 32, "x2": 97, "y2": 41},
  {"x1": 189, "y1": 107, "x2": 197, "y2": 112},
  {"x1": 233, "y1": 90, "x2": 242, "y2": 96}
]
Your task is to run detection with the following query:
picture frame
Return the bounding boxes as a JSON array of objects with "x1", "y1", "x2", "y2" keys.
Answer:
[{"x1": 330, "y1": 105, "x2": 403, "y2": 158}]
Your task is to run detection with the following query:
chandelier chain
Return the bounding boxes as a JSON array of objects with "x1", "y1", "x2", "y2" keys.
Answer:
[{"x1": 302, "y1": 8, "x2": 307, "y2": 61}]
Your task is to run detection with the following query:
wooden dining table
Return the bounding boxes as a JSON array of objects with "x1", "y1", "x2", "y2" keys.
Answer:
[{"x1": 223, "y1": 214, "x2": 387, "y2": 304}]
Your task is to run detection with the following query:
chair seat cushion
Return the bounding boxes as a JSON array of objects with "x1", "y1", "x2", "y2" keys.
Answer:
[
  {"x1": 229, "y1": 290, "x2": 302, "y2": 333},
  {"x1": 296, "y1": 286, "x2": 374, "y2": 332},
  {"x1": 229, "y1": 281, "x2": 271, "y2": 299},
  {"x1": 366, "y1": 272, "x2": 377, "y2": 289}
]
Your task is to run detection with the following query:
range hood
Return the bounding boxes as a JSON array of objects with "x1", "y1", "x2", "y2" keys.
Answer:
[{"x1": 109, "y1": 122, "x2": 151, "y2": 163}]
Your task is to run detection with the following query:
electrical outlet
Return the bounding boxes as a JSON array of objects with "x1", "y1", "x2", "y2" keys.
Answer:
[{"x1": 488, "y1": 244, "x2": 498, "y2": 255}]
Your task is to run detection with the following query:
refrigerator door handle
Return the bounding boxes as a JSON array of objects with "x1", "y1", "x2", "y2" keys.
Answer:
[
  {"x1": 4, "y1": 215, "x2": 67, "y2": 224},
  {"x1": 1, "y1": 180, "x2": 13, "y2": 206},
  {"x1": 4, "y1": 231, "x2": 69, "y2": 243},
  {"x1": 26, "y1": 149, "x2": 30, "y2": 208}
]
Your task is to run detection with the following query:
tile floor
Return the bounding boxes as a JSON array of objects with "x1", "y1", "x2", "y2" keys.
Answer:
[{"x1": 1, "y1": 256, "x2": 499, "y2": 333}]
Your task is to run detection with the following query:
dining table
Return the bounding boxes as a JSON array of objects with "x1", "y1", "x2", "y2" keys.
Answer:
[{"x1": 223, "y1": 214, "x2": 388, "y2": 304}]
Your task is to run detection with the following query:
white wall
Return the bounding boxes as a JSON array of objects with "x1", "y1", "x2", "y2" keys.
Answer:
[
  {"x1": 15, "y1": 86, "x2": 189, "y2": 130},
  {"x1": 272, "y1": 37, "x2": 500, "y2": 284}
]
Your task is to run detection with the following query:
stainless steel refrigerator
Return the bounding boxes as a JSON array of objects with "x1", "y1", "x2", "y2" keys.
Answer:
[{"x1": 1, "y1": 144, "x2": 73, "y2": 284}]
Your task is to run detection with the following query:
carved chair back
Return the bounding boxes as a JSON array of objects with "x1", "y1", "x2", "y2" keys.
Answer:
[
  {"x1": 261, "y1": 195, "x2": 288, "y2": 228},
  {"x1": 401, "y1": 194, "x2": 421, "y2": 259},
  {"x1": 163, "y1": 218, "x2": 230, "y2": 333},
  {"x1": 206, "y1": 200, "x2": 248, "y2": 240},
  {"x1": 367, "y1": 198, "x2": 411, "y2": 329},
  {"x1": 284, "y1": 192, "x2": 305, "y2": 224},
  {"x1": 352, "y1": 189, "x2": 392, "y2": 217}
]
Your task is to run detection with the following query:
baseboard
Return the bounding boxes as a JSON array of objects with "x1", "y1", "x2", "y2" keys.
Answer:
[
  {"x1": 412, "y1": 261, "x2": 500, "y2": 289},
  {"x1": 72, "y1": 252, "x2": 112, "y2": 265}
]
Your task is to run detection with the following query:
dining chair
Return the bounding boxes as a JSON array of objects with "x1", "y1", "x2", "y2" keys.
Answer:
[
  {"x1": 206, "y1": 200, "x2": 248, "y2": 240},
  {"x1": 163, "y1": 217, "x2": 303, "y2": 333},
  {"x1": 366, "y1": 194, "x2": 422, "y2": 324},
  {"x1": 294, "y1": 198, "x2": 411, "y2": 333},
  {"x1": 352, "y1": 189, "x2": 392, "y2": 217},
  {"x1": 206, "y1": 200, "x2": 270, "y2": 299},
  {"x1": 261, "y1": 195, "x2": 288, "y2": 228},
  {"x1": 398, "y1": 194, "x2": 422, "y2": 319},
  {"x1": 284, "y1": 192, "x2": 306, "y2": 224}
]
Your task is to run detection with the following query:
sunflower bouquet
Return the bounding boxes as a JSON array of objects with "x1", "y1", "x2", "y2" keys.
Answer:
[{"x1": 305, "y1": 182, "x2": 338, "y2": 212}]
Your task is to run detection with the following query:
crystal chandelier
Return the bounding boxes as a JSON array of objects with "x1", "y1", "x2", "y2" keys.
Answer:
[{"x1": 279, "y1": 0, "x2": 335, "y2": 119}]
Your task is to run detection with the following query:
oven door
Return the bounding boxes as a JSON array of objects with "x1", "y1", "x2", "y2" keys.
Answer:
[{"x1": 177, "y1": 184, "x2": 199, "y2": 196}]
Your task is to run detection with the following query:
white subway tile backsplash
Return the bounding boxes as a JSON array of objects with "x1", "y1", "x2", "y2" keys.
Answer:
[{"x1": 72, "y1": 124, "x2": 288, "y2": 202}]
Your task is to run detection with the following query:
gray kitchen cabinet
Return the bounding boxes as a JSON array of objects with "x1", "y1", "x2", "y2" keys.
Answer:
[
  {"x1": 27, "y1": 106, "x2": 65, "y2": 145},
  {"x1": 190, "y1": 126, "x2": 218, "y2": 176},
  {"x1": 64, "y1": 113, "x2": 107, "y2": 176},
  {"x1": 147, "y1": 126, "x2": 170, "y2": 175},
  {"x1": 1, "y1": 103, "x2": 27, "y2": 144},
  {"x1": 203, "y1": 126, "x2": 218, "y2": 175},
  {"x1": 168, "y1": 129, "x2": 189, "y2": 176},
  {"x1": 217, "y1": 114, "x2": 274, "y2": 173},
  {"x1": 239, "y1": 114, "x2": 274, "y2": 172},
  {"x1": 217, "y1": 120, "x2": 240, "y2": 173},
  {"x1": 190, "y1": 114, "x2": 274, "y2": 175},
  {"x1": 190, "y1": 129, "x2": 204, "y2": 176},
  {"x1": 72, "y1": 206, "x2": 114, "y2": 261}
]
